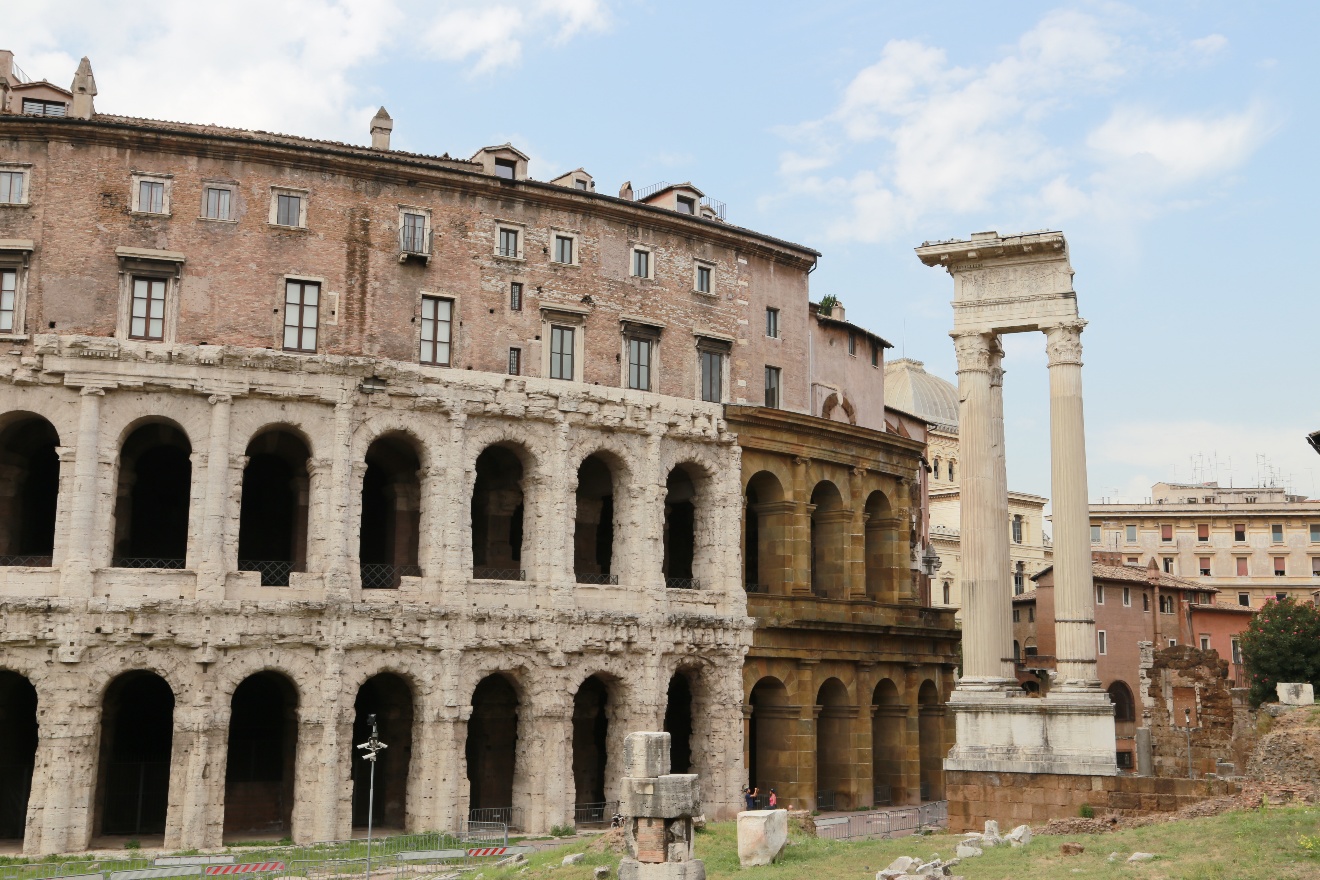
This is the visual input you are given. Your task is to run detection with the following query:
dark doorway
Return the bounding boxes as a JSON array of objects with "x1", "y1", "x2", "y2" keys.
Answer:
[
  {"x1": 0, "y1": 671, "x2": 38, "y2": 839},
  {"x1": 917, "y1": 680, "x2": 943, "y2": 801},
  {"x1": 871, "y1": 679, "x2": 903, "y2": 805},
  {"x1": 810, "y1": 482, "x2": 845, "y2": 598},
  {"x1": 360, "y1": 435, "x2": 422, "y2": 588},
  {"x1": 748, "y1": 677, "x2": 790, "y2": 797},
  {"x1": 471, "y1": 446, "x2": 525, "y2": 579},
  {"x1": 574, "y1": 456, "x2": 616, "y2": 583},
  {"x1": 663, "y1": 672, "x2": 693, "y2": 774},
  {"x1": 238, "y1": 429, "x2": 311, "y2": 586},
  {"x1": 816, "y1": 678, "x2": 851, "y2": 809},
  {"x1": 95, "y1": 672, "x2": 174, "y2": 837},
  {"x1": 0, "y1": 416, "x2": 59, "y2": 566},
  {"x1": 571, "y1": 676, "x2": 610, "y2": 816},
  {"x1": 743, "y1": 471, "x2": 786, "y2": 592},
  {"x1": 663, "y1": 467, "x2": 696, "y2": 586},
  {"x1": 466, "y1": 674, "x2": 518, "y2": 823},
  {"x1": 114, "y1": 423, "x2": 192, "y2": 568},
  {"x1": 351, "y1": 674, "x2": 413, "y2": 831},
  {"x1": 224, "y1": 672, "x2": 297, "y2": 838}
]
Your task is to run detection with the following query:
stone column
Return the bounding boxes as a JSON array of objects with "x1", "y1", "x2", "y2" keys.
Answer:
[
  {"x1": 196, "y1": 394, "x2": 232, "y2": 599},
  {"x1": 951, "y1": 332, "x2": 1014, "y2": 686},
  {"x1": 324, "y1": 399, "x2": 356, "y2": 599},
  {"x1": 59, "y1": 386, "x2": 104, "y2": 597},
  {"x1": 27, "y1": 698, "x2": 99, "y2": 854},
  {"x1": 1046, "y1": 321, "x2": 1101, "y2": 691},
  {"x1": 790, "y1": 456, "x2": 812, "y2": 595}
]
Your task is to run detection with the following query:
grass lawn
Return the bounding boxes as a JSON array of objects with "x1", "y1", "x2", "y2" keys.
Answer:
[{"x1": 470, "y1": 806, "x2": 1320, "y2": 880}]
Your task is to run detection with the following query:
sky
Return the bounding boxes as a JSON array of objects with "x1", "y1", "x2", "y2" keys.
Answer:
[{"x1": 8, "y1": 0, "x2": 1319, "y2": 503}]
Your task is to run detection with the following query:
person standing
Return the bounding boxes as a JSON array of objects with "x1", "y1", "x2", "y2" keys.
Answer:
[
  {"x1": 768, "y1": 789, "x2": 777, "y2": 808},
  {"x1": 746, "y1": 786, "x2": 759, "y2": 810}
]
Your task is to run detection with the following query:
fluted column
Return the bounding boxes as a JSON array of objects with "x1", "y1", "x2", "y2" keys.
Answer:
[
  {"x1": 1046, "y1": 321, "x2": 1101, "y2": 691},
  {"x1": 952, "y1": 332, "x2": 1014, "y2": 686},
  {"x1": 59, "y1": 385, "x2": 104, "y2": 597}
]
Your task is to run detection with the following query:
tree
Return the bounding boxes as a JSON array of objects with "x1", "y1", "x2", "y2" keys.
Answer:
[{"x1": 1239, "y1": 597, "x2": 1320, "y2": 706}]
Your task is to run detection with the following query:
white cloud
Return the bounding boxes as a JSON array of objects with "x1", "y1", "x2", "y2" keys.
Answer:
[
  {"x1": 6, "y1": 0, "x2": 610, "y2": 142},
  {"x1": 775, "y1": 7, "x2": 1271, "y2": 243}
]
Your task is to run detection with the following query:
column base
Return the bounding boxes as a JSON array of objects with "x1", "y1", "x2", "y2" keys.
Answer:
[{"x1": 943, "y1": 686, "x2": 1117, "y2": 776}]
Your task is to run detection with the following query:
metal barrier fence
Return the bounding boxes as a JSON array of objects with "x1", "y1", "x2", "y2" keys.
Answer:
[
  {"x1": 573, "y1": 801, "x2": 618, "y2": 825},
  {"x1": 813, "y1": 801, "x2": 948, "y2": 841}
]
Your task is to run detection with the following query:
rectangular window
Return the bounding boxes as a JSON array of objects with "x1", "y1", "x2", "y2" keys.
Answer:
[
  {"x1": 1168, "y1": 638, "x2": 1177, "y2": 647},
  {"x1": 419, "y1": 295, "x2": 453, "y2": 366},
  {"x1": 129, "y1": 277, "x2": 167, "y2": 340},
  {"x1": 700, "y1": 350, "x2": 722, "y2": 403},
  {"x1": 509, "y1": 281, "x2": 523, "y2": 311},
  {"x1": 0, "y1": 171, "x2": 25, "y2": 204},
  {"x1": 549, "y1": 325, "x2": 575, "y2": 380},
  {"x1": 138, "y1": 180, "x2": 165, "y2": 214},
  {"x1": 627, "y1": 337, "x2": 652, "y2": 391},
  {"x1": 1236, "y1": 557, "x2": 1248, "y2": 577},
  {"x1": 764, "y1": 366, "x2": 781, "y2": 409},
  {"x1": 1013, "y1": 608, "x2": 1020, "y2": 623},
  {"x1": 1126, "y1": 524, "x2": 1137, "y2": 543},
  {"x1": 1312, "y1": 557, "x2": 1320, "y2": 577},
  {"x1": 1199, "y1": 635, "x2": 1211, "y2": 651},
  {"x1": 765, "y1": 307, "x2": 779, "y2": 338},
  {"x1": 1197, "y1": 523, "x2": 1210, "y2": 542},
  {"x1": 1231, "y1": 638, "x2": 1243, "y2": 663},
  {"x1": 847, "y1": 332, "x2": 856, "y2": 355},
  {"x1": 1122, "y1": 586, "x2": 1131, "y2": 607},
  {"x1": 1012, "y1": 517, "x2": 1023, "y2": 544},
  {"x1": 1161, "y1": 524, "x2": 1173, "y2": 542},
  {"x1": 1234, "y1": 524, "x2": 1246, "y2": 542},
  {"x1": 1238, "y1": 592, "x2": 1250, "y2": 606},
  {"x1": 1143, "y1": 592, "x2": 1150, "y2": 611},
  {"x1": 1163, "y1": 557, "x2": 1174, "y2": 574},
  {"x1": 1310, "y1": 524, "x2": 1320, "y2": 543},
  {"x1": 494, "y1": 158, "x2": 516, "y2": 179},
  {"x1": 1276, "y1": 592, "x2": 1287, "y2": 602},
  {"x1": 1274, "y1": 557, "x2": 1286, "y2": 576},
  {"x1": 508, "y1": 347, "x2": 521, "y2": 376},
  {"x1": 631, "y1": 248, "x2": 650, "y2": 278},
  {"x1": 1160, "y1": 595, "x2": 1174, "y2": 614},
  {"x1": 1127, "y1": 556, "x2": 1139, "y2": 565},
  {"x1": 574, "y1": 179, "x2": 589, "y2": 191},
  {"x1": 695, "y1": 264, "x2": 712, "y2": 294},
  {"x1": 21, "y1": 98, "x2": 66, "y2": 116},
  {"x1": 676, "y1": 195, "x2": 696, "y2": 214},
  {"x1": 282, "y1": 280, "x2": 319, "y2": 352},
  {"x1": 203, "y1": 186, "x2": 231, "y2": 221},
  {"x1": 1272, "y1": 524, "x2": 1284, "y2": 543},
  {"x1": 402, "y1": 212, "x2": 427, "y2": 253},
  {"x1": 1116, "y1": 751, "x2": 1134, "y2": 770},
  {"x1": 871, "y1": 341, "x2": 880, "y2": 367},
  {"x1": 1013, "y1": 569, "x2": 1024, "y2": 594},
  {"x1": 1199, "y1": 557, "x2": 1211, "y2": 576},
  {"x1": 553, "y1": 234, "x2": 574, "y2": 264},
  {"x1": 1028, "y1": 606, "x2": 1035, "y2": 623},
  {"x1": 1098, "y1": 631, "x2": 1107, "y2": 655},
  {"x1": 276, "y1": 193, "x2": 302, "y2": 227},
  {"x1": 1091, "y1": 524, "x2": 1102, "y2": 544},
  {"x1": 0, "y1": 269, "x2": 15, "y2": 332},
  {"x1": 1096, "y1": 585, "x2": 1104, "y2": 604},
  {"x1": 498, "y1": 227, "x2": 520, "y2": 258}
]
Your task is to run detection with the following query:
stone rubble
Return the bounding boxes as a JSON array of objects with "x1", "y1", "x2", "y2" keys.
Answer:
[
  {"x1": 1126, "y1": 852, "x2": 1158, "y2": 862},
  {"x1": 1059, "y1": 842, "x2": 1085, "y2": 856},
  {"x1": 563, "y1": 853, "x2": 585, "y2": 866},
  {"x1": 876, "y1": 854, "x2": 964, "y2": 878},
  {"x1": 594, "y1": 867, "x2": 612, "y2": 879}
]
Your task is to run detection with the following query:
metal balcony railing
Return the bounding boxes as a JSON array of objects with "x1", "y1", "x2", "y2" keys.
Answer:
[
  {"x1": 473, "y1": 567, "x2": 525, "y2": 581},
  {"x1": 666, "y1": 577, "x2": 701, "y2": 589},
  {"x1": 744, "y1": 581, "x2": 769, "y2": 594},
  {"x1": 0, "y1": 555, "x2": 53, "y2": 567},
  {"x1": 111, "y1": 557, "x2": 185, "y2": 570},
  {"x1": 238, "y1": 559, "x2": 301, "y2": 587},
  {"x1": 576, "y1": 572, "x2": 619, "y2": 585},
  {"x1": 359, "y1": 563, "x2": 422, "y2": 589}
]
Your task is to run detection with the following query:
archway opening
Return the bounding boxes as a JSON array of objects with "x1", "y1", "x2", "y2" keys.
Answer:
[
  {"x1": 95, "y1": 671, "x2": 174, "y2": 839},
  {"x1": 0, "y1": 671, "x2": 38, "y2": 839},
  {"x1": 863, "y1": 490, "x2": 896, "y2": 601},
  {"x1": 114, "y1": 422, "x2": 191, "y2": 568},
  {"x1": 744, "y1": 471, "x2": 786, "y2": 593},
  {"x1": 0, "y1": 416, "x2": 59, "y2": 566},
  {"x1": 748, "y1": 677, "x2": 790, "y2": 803},
  {"x1": 810, "y1": 481, "x2": 846, "y2": 598},
  {"x1": 1108, "y1": 680, "x2": 1136, "y2": 734},
  {"x1": 352, "y1": 673, "x2": 413, "y2": 832},
  {"x1": 360, "y1": 434, "x2": 422, "y2": 588},
  {"x1": 574, "y1": 456, "x2": 617, "y2": 584},
  {"x1": 471, "y1": 446, "x2": 525, "y2": 580},
  {"x1": 663, "y1": 672, "x2": 694, "y2": 774},
  {"x1": 224, "y1": 672, "x2": 297, "y2": 839},
  {"x1": 815, "y1": 678, "x2": 851, "y2": 810},
  {"x1": 467, "y1": 674, "x2": 519, "y2": 824},
  {"x1": 572, "y1": 676, "x2": 610, "y2": 821},
  {"x1": 871, "y1": 679, "x2": 903, "y2": 805},
  {"x1": 663, "y1": 466, "x2": 696, "y2": 587},
  {"x1": 917, "y1": 680, "x2": 943, "y2": 801},
  {"x1": 238, "y1": 429, "x2": 311, "y2": 586}
]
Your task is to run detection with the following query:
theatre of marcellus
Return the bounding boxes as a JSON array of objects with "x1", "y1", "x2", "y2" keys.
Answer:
[{"x1": 0, "y1": 52, "x2": 959, "y2": 854}]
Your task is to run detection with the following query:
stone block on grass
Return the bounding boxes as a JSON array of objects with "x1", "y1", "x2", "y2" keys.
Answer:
[{"x1": 736, "y1": 809, "x2": 788, "y2": 867}]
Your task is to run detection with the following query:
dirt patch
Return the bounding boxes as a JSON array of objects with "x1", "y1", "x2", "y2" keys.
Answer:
[
  {"x1": 587, "y1": 826, "x2": 627, "y2": 856},
  {"x1": 1246, "y1": 705, "x2": 1320, "y2": 791}
]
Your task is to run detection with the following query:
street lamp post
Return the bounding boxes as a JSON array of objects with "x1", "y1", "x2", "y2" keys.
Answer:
[{"x1": 357, "y1": 715, "x2": 388, "y2": 879}]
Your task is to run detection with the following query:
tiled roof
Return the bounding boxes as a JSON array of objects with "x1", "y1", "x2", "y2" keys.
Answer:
[
  {"x1": 1012, "y1": 589, "x2": 1037, "y2": 603},
  {"x1": 1033, "y1": 562, "x2": 1217, "y2": 593}
]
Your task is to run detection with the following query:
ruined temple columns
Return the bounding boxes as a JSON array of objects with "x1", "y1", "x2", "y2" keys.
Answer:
[
  {"x1": 1045, "y1": 321, "x2": 1101, "y2": 691},
  {"x1": 951, "y1": 333, "x2": 1014, "y2": 686}
]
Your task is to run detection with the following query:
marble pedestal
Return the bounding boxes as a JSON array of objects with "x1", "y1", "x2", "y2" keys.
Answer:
[{"x1": 943, "y1": 686, "x2": 1117, "y2": 776}]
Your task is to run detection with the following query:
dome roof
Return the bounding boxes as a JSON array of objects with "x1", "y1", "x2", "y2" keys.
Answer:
[{"x1": 885, "y1": 358, "x2": 958, "y2": 431}]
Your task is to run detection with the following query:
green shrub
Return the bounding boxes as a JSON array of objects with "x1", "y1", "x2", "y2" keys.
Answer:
[
  {"x1": 1239, "y1": 597, "x2": 1320, "y2": 706},
  {"x1": 549, "y1": 824, "x2": 575, "y2": 838},
  {"x1": 1078, "y1": 803, "x2": 1095, "y2": 819},
  {"x1": 125, "y1": 840, "x2": 141, "y2": 851}
]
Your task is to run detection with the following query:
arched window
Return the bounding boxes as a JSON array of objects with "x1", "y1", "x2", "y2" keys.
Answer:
[
  {"x1": 948, "y1": 460, "x2": 956, "y2": 481},
  {"x1": 1013, "y1": 561, "x2": 1026, "y2": 595},
  {"x1": 225, "y1": 671, "x2": 298, "y2": 840},
  {"x1": 809, "y1": 481, "x2": 846, "y2": 598},
  {"x1": 114, "y1": 422, "x2": 192, "y2": 568},
  {"x1": 744, "y1": 471, "x2": 786, "y2": 593},
  {"x1": 1108, "y1": 681, "x2": 1136, "y2": 724},
  {"x1": 942, "y1": 581, "x2": 951, "y2": 605},
  {"x1": 360, "y1": 434, "x2": 423, "y2": 588},
  {"x1": 96, "y1": 672, "x2": 175, "y2": 837},
  {"x1": 352, "y1": 674, "x2": 413, "y2": 830},
  {"x1": 574, "y1": 455, "x2": 619, "y2": 584},
  {"x1": 1012, "y1": 514, "x2": 1023, "y2": 544},
  {"x1": 238, "y1": 429, "x2": 310, "y2": 586},
  {"x1": 932, "y1": 457, "x2": 940, "y2": 481},
  {"x1": 0, "y1": 415, "x2": 60, "y2": 567},
  {"x1": 472, "y1": 445, "x2": 526, "y2": 581}
]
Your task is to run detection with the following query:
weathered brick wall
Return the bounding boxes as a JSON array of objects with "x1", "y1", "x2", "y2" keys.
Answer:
[{"x1": 1141, "y1": 644, "x2": 1247, "y2": 778}]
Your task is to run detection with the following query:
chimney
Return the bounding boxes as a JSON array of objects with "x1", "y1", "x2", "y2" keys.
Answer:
[
  {"x1": 619, "y1": 180, "x2": 633, "y2": 200},
  {"x1": 70, "y1": 56, "x2": 96, "y2": 119},
  {"x1": 370, "y1": 106, "x2": 393, "y2": 151}
]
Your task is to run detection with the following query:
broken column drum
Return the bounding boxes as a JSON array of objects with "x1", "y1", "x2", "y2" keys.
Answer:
[
  {"x1": 618, "y1": 732, "x2": 705, "y2": 880},
  {"x1": 916, "y1": 231, "x2": 1116, "y2": 776}
]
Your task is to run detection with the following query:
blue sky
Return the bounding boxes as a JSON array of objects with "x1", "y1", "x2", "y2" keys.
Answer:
[{"x1": 10, "y1": 0, "x2": 1319, "y2": 502}]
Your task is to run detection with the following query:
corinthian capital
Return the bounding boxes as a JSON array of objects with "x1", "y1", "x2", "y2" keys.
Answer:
[
  {"x1": 988, "y1": 335, "x2": 1006, "y2": 387},
  {"x1": 951, "y1": 332, "x2": 992, "y2": 373},
  {"x1": 1045, "y1": 320, "x2": 1086, "y2": 366}
]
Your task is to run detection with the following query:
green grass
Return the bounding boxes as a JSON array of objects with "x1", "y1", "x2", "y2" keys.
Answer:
[{"x1": 468, "y1": 806, "x2": 1320, "y2": 880}]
